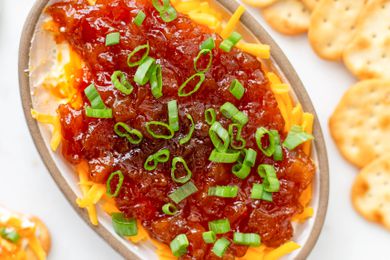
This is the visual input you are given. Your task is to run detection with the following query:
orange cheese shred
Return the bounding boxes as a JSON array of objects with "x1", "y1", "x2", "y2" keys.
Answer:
[
  {"x1": 220, "y1": 5, "x2": 246, "y2": 38},
  {"x1": 301, "y1": 112, "x2": 314, "y2": 155},
  {"x1": 264, "y1": 241, "x2": 301, "y2": 260},
  {"x1": 30, "y1": 109, "x2": 61, "y2": 152},
  {"x1": 236, "y1": 42, "x2": 271, "y2": 59}
]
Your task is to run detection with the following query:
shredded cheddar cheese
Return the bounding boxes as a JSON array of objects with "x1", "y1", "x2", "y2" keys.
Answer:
[
  {"x1": 31, "y1": 109, "x2": 61, "y2": 152},
  {"x1": 220, "y1": 5, "x2": 246, "y2": 38},
  {"x1": 302, "y1": 112, "x2": 314, "y2": 155},
  {"x1": 236, "y1": 42, "x2": 271, "y2": 59},
  {"x1": 264, "y1": 241, "x2": 301, "y2": 260}
]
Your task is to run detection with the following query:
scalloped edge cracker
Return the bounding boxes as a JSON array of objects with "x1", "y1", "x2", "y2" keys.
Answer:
[
  {"x1": 352, "y1": 154, "x2": 390, "y2": 230},
  {"x1": 308, "y1": 0, "x2": 368, "y2": 60},
  {"x1": 329, "y1": 79, "x2": 390, "y2": 168},
  {"x1": 302, "y1": 0, "x2": 320, "y2": 10},
  {"x1": 262, "y1": 0, "x2": 311, "y2": 35},
  {"x1": 343, "y1": 0, "x2": 390, "y2": 79}
]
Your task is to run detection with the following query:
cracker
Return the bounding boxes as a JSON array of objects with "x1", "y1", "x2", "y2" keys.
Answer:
[
  {"x1": 242, "y1": 0, "x2": 278, "y2": 8},
  {"x1": 329, "y1": 79, "x2": 390, "y2": 168},
  {"x1": 25, "y1": 216, "x2": 51, "y2": 259},
  {"x1": 262, "y1": 0, "x2": 311, "y2": 35},
  {"x1": 343, "y1": 0, "x2": 390, "y2": 79},
  {"x1": 308, "y1": 0, "x2": 368, "y2": 60},
  {"x1": 302, "y1": 0, "x2": 320, "y2": 10},
  {"x1": 352, "y1": 154, "x2": 390, "y2": 230}
]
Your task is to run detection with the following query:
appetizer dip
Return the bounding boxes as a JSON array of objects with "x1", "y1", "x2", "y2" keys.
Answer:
[{"x1": 31, "y1": 0, "x2": 316, "y2": 258}]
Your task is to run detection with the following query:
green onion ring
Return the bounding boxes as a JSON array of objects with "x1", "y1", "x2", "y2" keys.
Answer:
[
  {"x1": 111, "y1": 71, "x2": 134, "y2": 95},
  {"x1": 160, "y1": 6, "x2": 177, "y2": 23},
  {"x1": 114, "y1": 122, "x2": 143, "y2": 144},
  {"x1": 127, "y1": 43, "x2": 150, "y2": 68},
  {"x1": 134, "y1": 56, "x2": 156, "y2": 85},
  {"x1": 209, "y1": 121, "x2": 230, "y2": 152},
  {"x1": 150, "y1": 64, "x2": 163, "y2": 99},
  {"x1": 257, "y1": 164, "x2": 280, "y2": 192},
  {"x1": 205, "y1": 108, "x2": 216, "y2": 125},
  {"x1": 144, "y1": 148, "x2": 170, "y2": 170},
  {"x1": 106, "y1": 170, "x2": 124, "y2": 198},
  {"x1": 178, "y1": 72, "x2": 205, "y2": 97},
  {"x1": 162, "y1": 203, "x2": 178, "y2": 215},
  {"x1": 171, "y1": 156, "x2": 192, "y2": 184},
  {"x1": 111, "y1": 213, "x2": 138, "y2": 237},
  {"x1": 179, "y1": 114, "x2": 195, "y2": 145},
  {"x1": 145, "y1": 121, "x2": 175, "y2": 139},
  {"x1": 194, "y1": 49, "x2": 213, "y2": 73},
  {"x1": 228, "y1": 123, "x2": 246, "y2": 150},
  {"x1": 255, "y1": 127, "x2": 276, "y2": 157},
  {"x1": 168, "y1": 100, "x2": 179, "y2": 132},
  {"x1": 152, "y1": 0, "x2": 170, "y2": 12}
]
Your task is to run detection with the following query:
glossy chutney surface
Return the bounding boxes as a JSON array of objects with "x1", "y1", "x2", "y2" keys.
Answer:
[{"x1": 46, "y1": 0, "x2": 315, "y2": 258}]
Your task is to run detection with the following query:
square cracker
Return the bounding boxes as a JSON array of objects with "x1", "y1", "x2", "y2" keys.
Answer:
[
  {"x1": 308, "y1": 0, "x2": 369, "y2": 60},
  {"x1": 352, "y1": 154, "x2": 390, "y2": 231},
  {"x1": 329, "y1": 79, "x2": 390, "y2": 168},
  {"x1": 261, "y1": 0, "x2": 311, "y2": 35},
  {"x1": 343, "y1": 0, "x2": 390, "y2": 80}
]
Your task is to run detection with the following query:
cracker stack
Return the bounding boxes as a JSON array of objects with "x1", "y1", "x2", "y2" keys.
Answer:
[{"x1": 244, "y1": 0, "x2": 390, "y2": 231}]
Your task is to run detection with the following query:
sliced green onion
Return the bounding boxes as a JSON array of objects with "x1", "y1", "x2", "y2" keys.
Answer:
[
  {"x1": 202, "y1": 231, "x2": 216, "y2": 244},
  {"x1": 168, "y1": 181, "x2": 198, "y2": 204},
  {"x1": 212, "y1": 237, "x2": 230, "y2": 257},
  {"x1": 160, "y1": 6, "x2": 177, "y2": 22},
  {"x1": 133, "y1": 11, "x2": 146, "y2": 26},
  {"x1": 255, "y1": 127, "x2": 276, "y2": 157},
  {"x1": 134, "y1": 56, "x2": 155, "y2": 85},
  {"x1": 127, "y1": 43, "x2": 150, "y2": 68},
  {"x1": 229, "y1": 79, "x2": 244, "y2": 100},
  {"x1": 209, "y1": 149, "x2": 240, "y2": 163},
  {"x1": 200, "y1": 37, "x2": 215, "y2": 50},
  {"x1": 220, "y1": 102, "x2": 239, "y2": 119},
  {"x1": 232, "y1": 111, "x2": 248, "y2": 125},
  {"x1": 270, "y1": 130, "x2": 283, "y2": 161},
  {"x1": 178, "y1": 72, "x2": 205, "y2": 97},
  {"x1": 105, "y1": 32, "x2": 120, "y2": 46},
  {"x1": 152, "y1": 0, "x2": 170, "y2": 12},
  {"x1": 168, "y1": 100, "x2": 179, "y2": 132},
  {"x1": 171, "y1": 156, "x2": 192, "y2": 184},
  {"x1": 250, "y1": 183, "x2": 272, "y2": 201},
  {"x1": 114, "y1": 122, "x2": 143, "y2": 144},
  {"x1": 146, "y1": 121, "x2": 174, "y2": 139},
  {"x1": 84, "y1": 83, "x2": 105, "y2": 109},
  {"x1": 219, "y1": 32, "x2": 242, "y2": 52},
  {"x1": 232, "y1": 163, "x2": 251, "y2": 179},
  {"x1": 112, "y1": 213, "x2": 138, "y2": 237},
  {"x1": 283, "y1": 125, "x2": 314, "y2": 150},
  {"x1": 111, "y1": 71, "x2": 133, "y2": 95},
  {"x1": 242, "y1": 148, "x2": 257, "y2": 167},
  {"x1": 209, "y1": 219, "x2": 230, "y2": 234},
  {"x1": 208, "y1": 185, "x2": 238, "y2": 198},
  {"x1": 233, "y1": 233, "x2": 261, "y2": 247},
  {"x1": 170, "y1": 234, "x2": 189, "y2": 257},
  {"x1": 144, "y1": 148, "x2": 170, "y2": 170},
  {"x1": 228, "y1": 32, "x2": 242, "y2": 45},
  {"x1": 150, "y1": 64, "x2": 163, "y2": 99},
  {"x1": 220, "y1": 102, "x2": 248, "y2": 125},
  {"x1": 194, "y1": 49, "x2": 213, "y2": 73},
  {"x1": 209, "y1": 122, "x2": 230, "y2": 152},
  {"x1": 205, "y1": 108, "x2": 216, "y2": 125},
  {"x1": 179, "y1": 114, "x2": 195, "y2": 145},
  {"x1": 257, "y1": 164, "x2": 280, "y2": 192},
  {"x1": 106, "y1": 170, "x2": 124, "y2": 198},
  {"x1": 0, "y1": 227, "x2": 20, "y2": 243},
  {"x1": 219, "y1": 40, "x2": 234, "y2": 52},
  {"x1": 162, "y1": 203, "x2": 178, "y2": 215},
  {"x1": 228, "y1": 123, "x2": 246, "y2": 150},
  {"x1": 85, "y1": 107, "x2": 113, "y2": 118}
]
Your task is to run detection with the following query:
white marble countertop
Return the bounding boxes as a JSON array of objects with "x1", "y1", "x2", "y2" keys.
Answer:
[{"x1": 1, "y1": 0, "x2": 389, "y2": 259}]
